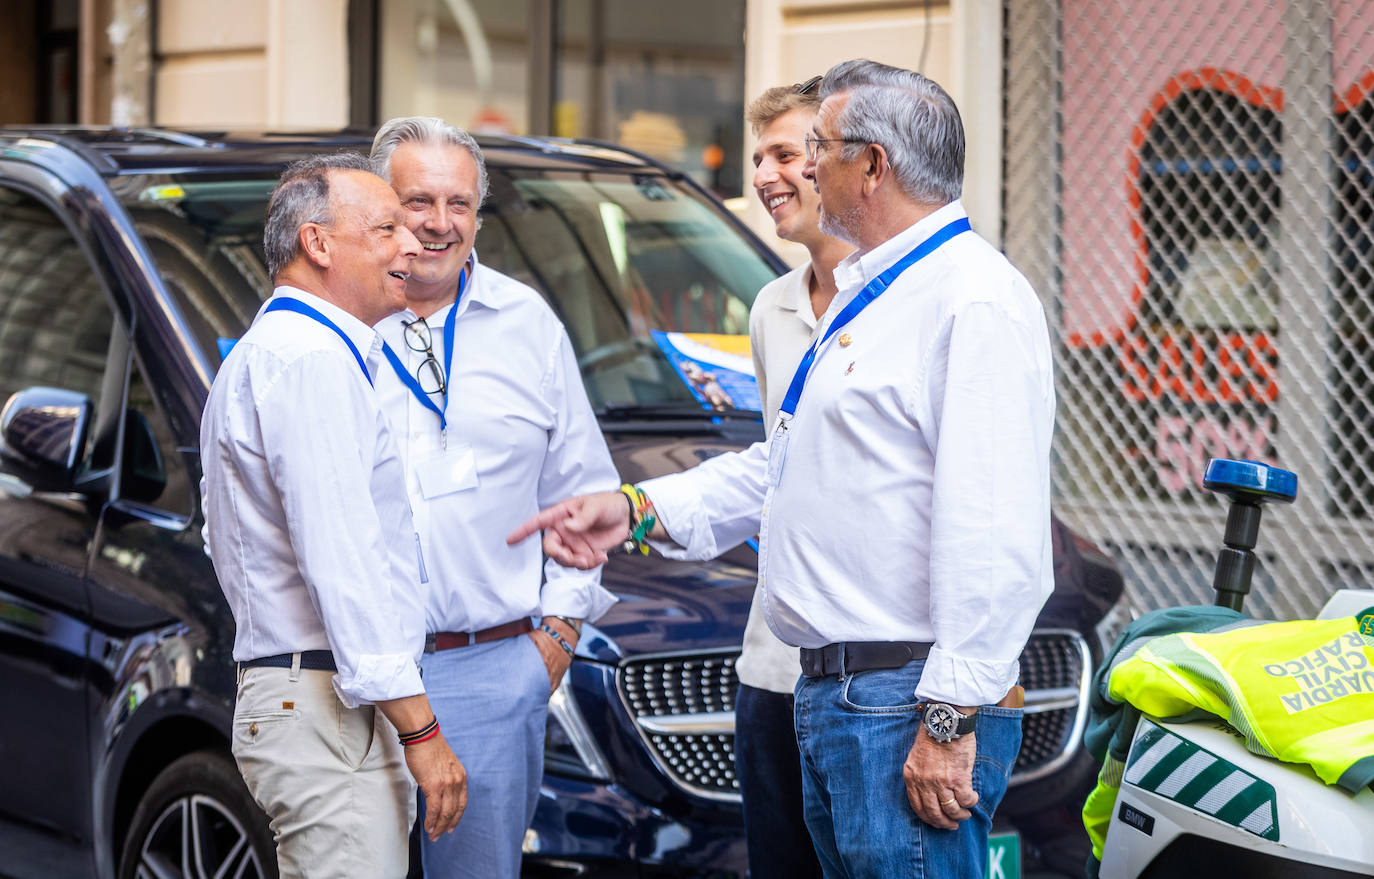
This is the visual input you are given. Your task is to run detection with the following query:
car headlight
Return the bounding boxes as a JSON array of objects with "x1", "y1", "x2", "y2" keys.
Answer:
[
  {"x1": 1094, "y1": 592, "x2": 1137, "y2": 660},
  {"x1": 544, "y1": 666, "x2": 611, "y2": 781}
]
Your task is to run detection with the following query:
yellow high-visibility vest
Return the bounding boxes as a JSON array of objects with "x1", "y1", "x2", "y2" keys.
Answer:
[
  {"x1": 1107, "y1": 612, "x2": 1374, "y2": 791},
  {"x1": 1082, "y1": 608, "x2": 1374, "y2": 868}
]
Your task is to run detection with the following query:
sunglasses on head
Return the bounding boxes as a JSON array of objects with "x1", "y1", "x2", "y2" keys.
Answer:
[{"x1": 793, "y1": 75, "x2": 823, "y2": 96}]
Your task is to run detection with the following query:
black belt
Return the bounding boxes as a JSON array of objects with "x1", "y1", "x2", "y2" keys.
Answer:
[
  {"x1": 799, "y1": 641, "x2": 933, "y2": 677},
  {"x1": 240, "y1": 650, "x2": 337, "y2": 672}
]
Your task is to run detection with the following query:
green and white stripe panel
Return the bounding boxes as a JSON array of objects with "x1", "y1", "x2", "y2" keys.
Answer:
[{"x1": 1124, "y1": 720, "x2": 1280, "y2": 842}]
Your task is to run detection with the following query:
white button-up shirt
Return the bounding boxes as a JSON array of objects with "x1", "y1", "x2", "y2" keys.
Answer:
[
  {"x1": 201, "y1": 287, "x2": 426, "y2": 708},
  {"x1": 374, "y1": 255, "x2": 618, "y2": 634},
  {"x1": 646, "y1": 202, "x2": 1056, "y2": 707}
]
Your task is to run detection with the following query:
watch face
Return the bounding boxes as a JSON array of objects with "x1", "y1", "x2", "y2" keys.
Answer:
[{"x1": 925, "y1": 704, "x2": 959, "y2": 740}]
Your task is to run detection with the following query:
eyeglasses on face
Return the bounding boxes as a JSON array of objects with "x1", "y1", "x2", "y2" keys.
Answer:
[
  {"x1": 803, "y1": 132, "x2": 868, "y2": 162},
  {"x1": 402, "y1": 316, "x2": 446, "y2": 397}
]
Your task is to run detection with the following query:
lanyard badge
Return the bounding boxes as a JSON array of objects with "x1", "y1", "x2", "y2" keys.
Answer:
[{"x1": 768, "y1": 217, "x2": 971, "y2": 485}]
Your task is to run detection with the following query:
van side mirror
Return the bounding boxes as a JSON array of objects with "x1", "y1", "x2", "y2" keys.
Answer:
[{"x1": 0, "y1": 387, "x2": 94, "y2": 492}]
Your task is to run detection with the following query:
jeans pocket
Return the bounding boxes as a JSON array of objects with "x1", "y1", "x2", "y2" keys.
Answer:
[
  {"x1": 972, "y1": 706, "x2": 1024, "y2": 782},
  {"x1": 839, "y1": 668, "x2": 922, "y2": 714}
]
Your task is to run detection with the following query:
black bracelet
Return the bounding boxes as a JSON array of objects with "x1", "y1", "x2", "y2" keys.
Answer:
[{"x1": 397, "y1": 715, "x2": 439, "y2": 745}]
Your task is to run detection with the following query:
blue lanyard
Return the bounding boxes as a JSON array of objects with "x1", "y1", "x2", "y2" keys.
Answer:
[
  {"x1": 263, "y1": 297, "x2": 373, "y2": 386},
  {"x1": 778, "y1": 217, "x2": 970, "y2": 419},
  {"x1": 380, "y1": 269, "x2": 467, "y2": 435}
]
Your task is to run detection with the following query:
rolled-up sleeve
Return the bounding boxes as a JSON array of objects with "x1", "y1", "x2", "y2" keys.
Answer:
[
  {"x1": 260, "y1": 352, "x2": 424, "y2": 706},
  {"x1": 915, "y1": 298, "x2": 1055, "y2": 707},
  {"x1": 536, "y1": 331, "x2": 620, "y2": 622},
  {"x1": 641, "y1": 436, "x2": 770, "y2": 561}
]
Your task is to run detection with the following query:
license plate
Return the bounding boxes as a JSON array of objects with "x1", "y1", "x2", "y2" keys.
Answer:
[{"x1": 987, "y1": 831, "x2": 1021, "y2": 879}]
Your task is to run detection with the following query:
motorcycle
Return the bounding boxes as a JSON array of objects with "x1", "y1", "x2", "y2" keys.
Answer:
[{"x1": 1089, "y1": 458, "x2": 1374, "y2": 878}]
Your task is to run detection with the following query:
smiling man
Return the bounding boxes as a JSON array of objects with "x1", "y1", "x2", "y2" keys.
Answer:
[
  {"x1": 202, "y1": 153, "x2": 467, "y2": 878},
  {"x1": 368, "y1": 118, "x2": 618, "y2": 879}
]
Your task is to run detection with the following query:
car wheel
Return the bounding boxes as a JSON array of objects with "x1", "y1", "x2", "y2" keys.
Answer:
[{"x1": 117, "y1": 749, "x2": 277, "y2": 879}]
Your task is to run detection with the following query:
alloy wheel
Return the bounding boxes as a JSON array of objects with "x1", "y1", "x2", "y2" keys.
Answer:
[{"x1": 133, "y1": 792, "x2": 267, "y2": 879}]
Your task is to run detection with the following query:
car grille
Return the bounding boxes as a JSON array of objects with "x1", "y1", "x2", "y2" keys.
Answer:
[
  {"x1": 619, "y1": 653, "x2": 741, "y2": 799},
  {"x1": 616, "y1": 631, "x2": 1090, "y2": 801}
]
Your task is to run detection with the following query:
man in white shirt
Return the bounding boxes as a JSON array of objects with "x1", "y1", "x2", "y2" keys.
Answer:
[
  {"x1": 201, "y1": 153, "x2": 467, "y2": 878},
  {"x1": 367, "y1": 118, "x2": 618, "y2": 879},
  {"x1": 510, "y1": 59, "x2": 1055, "y2": 879}
]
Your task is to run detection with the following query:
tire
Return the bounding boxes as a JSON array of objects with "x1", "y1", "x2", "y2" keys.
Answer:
[{"x1": 117, "y1": 749, "x2": 277, "y2": 879}]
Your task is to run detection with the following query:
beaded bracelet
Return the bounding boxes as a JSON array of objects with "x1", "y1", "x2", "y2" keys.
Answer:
[
  {"x1": 398, "y1": 716, "x2": 440, "y2": 747},
  {"x1": 618, "y1": 483, "x2": 657, "y2": 555},
  {"x1": 538, "y1": 622, "x2": 574, "y2": 657}
]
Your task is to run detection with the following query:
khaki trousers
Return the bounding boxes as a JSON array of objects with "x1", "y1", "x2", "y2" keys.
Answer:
[{"x1": 231, "y1": 664, "x2": 416, "y2": 879}]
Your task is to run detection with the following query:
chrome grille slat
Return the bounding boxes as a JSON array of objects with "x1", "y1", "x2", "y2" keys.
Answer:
[{"x1": 617, "y1": 632, "x2": 1091, "y2": 801}]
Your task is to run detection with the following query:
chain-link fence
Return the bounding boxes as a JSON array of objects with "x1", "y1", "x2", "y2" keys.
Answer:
[{"x1": 1004, "y1": 0, "x2": 1374, "y2": 619}]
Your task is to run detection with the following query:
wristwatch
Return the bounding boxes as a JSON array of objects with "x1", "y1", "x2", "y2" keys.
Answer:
[{"x1": 921, "y1": 702, "x2": 977, "y2": 743}]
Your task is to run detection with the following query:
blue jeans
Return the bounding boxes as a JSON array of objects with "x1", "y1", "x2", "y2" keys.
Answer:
[
  {"x1": 735, "y1": 684, "x2": 823, "y2": 879},
  {"x1": 415, "y1": 634, "x2": 549, "y2": 879},
  {"x1": 794, "y1": 660, "x2": 1023, "y2": 879}
]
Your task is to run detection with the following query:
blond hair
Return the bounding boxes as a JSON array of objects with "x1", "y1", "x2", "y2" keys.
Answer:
[{"x1": 745, "y1": 86, "x2": 821, "y2": 136}]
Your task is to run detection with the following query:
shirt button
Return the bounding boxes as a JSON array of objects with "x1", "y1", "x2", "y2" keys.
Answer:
[{"x1": 249, "y1": 722, "x2": 259, "y2": 736}]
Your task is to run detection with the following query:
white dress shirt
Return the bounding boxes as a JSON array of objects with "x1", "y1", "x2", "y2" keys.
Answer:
[
  {"x1": 374, "y1": 254, "x2": 619, "y2": 634},
  {"x1": 201, "y1": 287, "x2": 426, "y2": 708},
  {"x1": 646, "y1": 202, "x2": 1056, "y2": 707}
]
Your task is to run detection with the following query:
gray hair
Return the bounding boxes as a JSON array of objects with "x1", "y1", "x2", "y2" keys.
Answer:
[
  {"x1": 263, "y1": 151, "x2": 374, "y2": 280},
  {"x1": 818, "y1": 59, "x2": 964, "y2": 205},
  {"x1": 371, "y1": 116, "x2": 490, "y2": 213}
]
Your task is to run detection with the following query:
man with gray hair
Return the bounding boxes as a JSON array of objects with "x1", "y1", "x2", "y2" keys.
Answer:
[
  {"x1": 509, "y1": 58, "x2": 1055, "y2": 878},
  {"x1": 368, "y1": 118, "x2": 618, "y2": 879},
  {"x1": 202, "y1": 153, "x2": 467, "y2": 877}
]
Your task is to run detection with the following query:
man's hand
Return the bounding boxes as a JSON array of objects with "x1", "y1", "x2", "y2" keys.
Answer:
[
  {"x1": 505, "y1": 490, "x2": 631, "y2": 569},
  {"x1": 403, "y1": 732, "x2": 468, "y2": 841},
  {"x1": 904, "y1": 723, "x2": 979, "y2": 830},
  {"x1": 376, "y1": 694, "x2": 467, "y2": 840},
  {"x1": 530, "y1": 616, "x2": 578, "y2": 694}
]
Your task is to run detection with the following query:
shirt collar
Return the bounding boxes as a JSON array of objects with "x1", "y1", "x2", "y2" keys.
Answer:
[
  {"x1": 414, "y1": 251, "x2": 503, "y2": 323},
  {"x1": 264, "y1": 286, "x2": 383, "y2": 365},
  {"x1": 775, "y1": 264, "x2": 821, "y2": 329},
  {"x1": 832, "y1": 200, "x2": 968, "y2": 293}
]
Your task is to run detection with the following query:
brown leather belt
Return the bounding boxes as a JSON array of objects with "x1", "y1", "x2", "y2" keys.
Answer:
[{"x1": 427, "y1": 618, "x2": 534, "y2": 652}]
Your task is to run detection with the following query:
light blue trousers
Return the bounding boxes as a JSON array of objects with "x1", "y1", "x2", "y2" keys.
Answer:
[{"x1": 418, "y1": 634, "x2": 550, "y2": 879}]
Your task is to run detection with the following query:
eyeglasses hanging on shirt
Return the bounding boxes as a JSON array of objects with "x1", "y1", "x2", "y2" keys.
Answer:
[
  {"x1": 380, "y1": 267, "x2": 468, "y2": 447},
  {"x1": 402, "y1": 316, "x2": 446, "y2": 397}
]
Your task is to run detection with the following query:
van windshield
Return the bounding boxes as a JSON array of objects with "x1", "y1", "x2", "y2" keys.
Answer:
[{"x1": 116, "y1": 166, "x2": 779, "y2": 413}]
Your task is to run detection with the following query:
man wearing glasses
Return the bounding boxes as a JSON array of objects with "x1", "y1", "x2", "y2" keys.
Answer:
[
  {"x1": 368, "y1": 118, "x2": 618, "y2": 879},
  {"x1": 510, "y1": 59, "x2": 1054, "y2": 879}
]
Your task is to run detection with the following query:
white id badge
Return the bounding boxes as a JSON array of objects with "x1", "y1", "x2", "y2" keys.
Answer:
[
  {"x1": 415, "y1": 445, "x2": 479, "y2": 499},
  {"x1": 766, "y1": 420, "x2": 790, "y2": 487}
]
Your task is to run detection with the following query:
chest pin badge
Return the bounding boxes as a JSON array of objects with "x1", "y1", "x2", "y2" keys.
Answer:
[{"x1": 838, "y1": 332, "x2": 853, "y2": 347}]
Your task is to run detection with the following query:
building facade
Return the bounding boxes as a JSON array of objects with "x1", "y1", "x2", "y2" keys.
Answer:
[{"x1": 3, "y1": 0, "x2": 1001, "y2": 257}]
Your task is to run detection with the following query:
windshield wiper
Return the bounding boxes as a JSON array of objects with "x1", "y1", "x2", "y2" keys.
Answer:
[{"x1": 595, "y1": 402, "x2": 762, "y2": 421}]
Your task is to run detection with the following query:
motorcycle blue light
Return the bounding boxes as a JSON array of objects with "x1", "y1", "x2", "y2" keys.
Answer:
[{"x1": 1202, "y1": 458, "x2": 1298, "y2": 504}]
